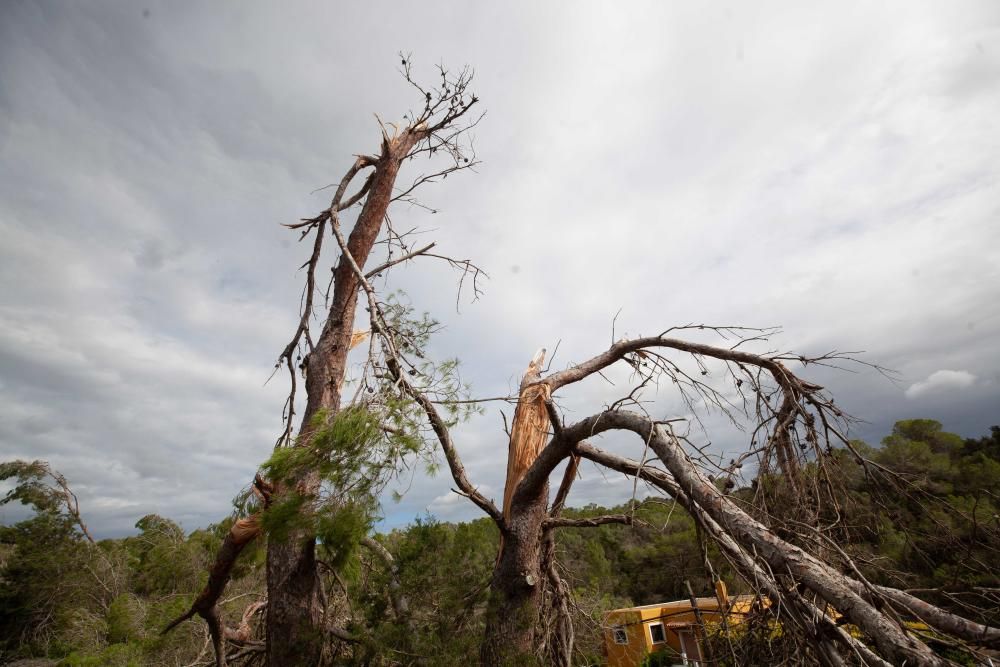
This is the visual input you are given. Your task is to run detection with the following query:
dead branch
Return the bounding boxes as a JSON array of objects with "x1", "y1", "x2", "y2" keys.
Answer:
[
  {"x1": 548, "y1": 454, "x2": 579, "y2": 518},
  {"x1": 326, "y1": 204, "x2": 503, "y2": 526},
  {"x1": 360, "y1": 536, "x2": 414, "y2": 632},
  {"x1": 569, "y1": 412, "x2": 982, "y2": 666},
  {"x1": 542, "y1": 514, "x2": 632, "y2": 530},
  {"x1": 162, "y1": 478, "x2": 271, "y2": 667},
  {"x1": 364, "y1": 242, "x2": 436, "y2": 278},
  {"x1": 574, "y1": 441, "x2": 892, "y2": 667}
]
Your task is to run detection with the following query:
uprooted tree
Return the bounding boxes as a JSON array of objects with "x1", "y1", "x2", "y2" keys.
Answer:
[{"x1": 165, "y1": 61, "x2": 1000, "y2": 666}]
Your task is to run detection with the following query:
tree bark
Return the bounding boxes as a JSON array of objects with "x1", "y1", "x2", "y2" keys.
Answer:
[
  {"x1": 481, "y1": 352, "x2": 549, "y2": 666},
  {"x1": 572, "y1": 410, "x2": 950, "y2": 666},
  {"x1": 480, "y1": 495, "x2": 548, "y2": 666},
  {"x1": 573, "y1": 441, "x2": 892, "y2": 667},
  {"x1": 266, "y1": 131, "x2": 421, "y2": 666},
  {"x1": 265, "y1": 529, "x2": 325, "y2": 665},
  {"x1": 163, "y1": 71, "x2": 480, "y2": 666}
]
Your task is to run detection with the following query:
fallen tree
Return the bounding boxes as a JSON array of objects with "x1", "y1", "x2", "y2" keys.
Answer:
[
  {"x1": 162, "y1": 60, "x2": 999, "y2": 666},
  {"x1": 409, "y1": 332, "x2": 1000, "y2": 666}
]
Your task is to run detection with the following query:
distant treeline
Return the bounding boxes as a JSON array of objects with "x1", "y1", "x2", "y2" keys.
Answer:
[{"x1": 1, "y1": 420, "x2": 997, "y2": 665}]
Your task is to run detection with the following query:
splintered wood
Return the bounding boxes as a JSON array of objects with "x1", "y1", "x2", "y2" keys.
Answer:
[
  {"x1": 349, "y1": 329, "x2": 370, "y2": 350},
  {"x1": 230, "y1": 516, "x2": 260, "y2": 545},
  {"x1": 502, "y1": 349, "x2": 551, "y2": 520}
]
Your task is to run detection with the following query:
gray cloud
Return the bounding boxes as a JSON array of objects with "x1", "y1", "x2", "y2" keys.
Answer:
[{"x1": 1, "y1": 1, "x2": 999, "y2": 536}]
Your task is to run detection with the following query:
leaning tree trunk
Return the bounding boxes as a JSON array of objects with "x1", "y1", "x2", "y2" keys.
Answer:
[
  {"x1": 162, "y1": 67, "x2": 482, "y2": 666},
  {"x1": 577, "y1": 411, "x2": 951, "y2": 667},
  {"x1": 481, "y1": 351, "x2": 551, "y2": 666},
  {"x1": 266, "y1": 131, "x2": 420, "y2": 665}
]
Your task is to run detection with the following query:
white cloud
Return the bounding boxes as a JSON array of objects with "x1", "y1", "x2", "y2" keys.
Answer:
[
  {"x1": 905, "y1": 370, "x2": 977, "y2": 399},
  {"x1": 427, "y1": 485, "x2": 496, "y2": 520}
]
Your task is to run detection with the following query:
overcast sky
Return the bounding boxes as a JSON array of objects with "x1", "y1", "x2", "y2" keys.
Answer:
[{"x1": 1, "y1": 2, "x2": 998, "y2": 537}]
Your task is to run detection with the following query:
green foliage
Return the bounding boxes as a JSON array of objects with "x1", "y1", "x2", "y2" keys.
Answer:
[
  {"x1": 962, "y1": 425, "x2": 1000, "y2": 459},
  {"x1": 351, "y1": 515, "x2": 499, "y2": 665},
  {"x1": 2, "y1": 420, "x2": 997, "y2": 664},
  {"x1": 842, "y1": 420, "x2": 1000, "y2": 626},
  {"x1": 317, "y1": 500, "x2": 372, "y2": 572},
  {"x1": 553, "y1": 501, "x2": 734, "y2": 604},
  {"x1": 105, "y1": 594, "x2": 143, "y2": 645},
  {"x1": 0, "y1": 470, "x2": 233, "y2": 664},
  {"x1": 126, "y1": 514, "x2": 205, "y2": 596},
  {"x1": 259, "y1": 407, "x2": 385, "y2": 563},
  {"x1": 264, "y1": 407, "x2": 384, "y2": 488},
  {"x1": 0, "y1": 460, "x2": 65, "y2": 514},
  {"x1": 60, "y1": 641, "x2": 144, "y2": 666},
  {"x1": 892, "y1": 419, "x2": 964, "y2": 453},
  {"x1": 641, "y1": 646, "x2": 682, "y2": 667},
  {"x1": 258, "y1": 488, "x2": 308, "y2": 543},
  {"x1": 1, "y1": 513, "x2": 114, "y2": 658}
]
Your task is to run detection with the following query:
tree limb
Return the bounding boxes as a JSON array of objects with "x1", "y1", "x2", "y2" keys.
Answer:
[
  {"x1": 542, "y1": 514, "x2": 632, "y2": 530},
  {"x1": 548, "y1": 454, "x2": 579, "y2": 518},
  {"x1": 573, "y1": 441, "x2": 892, "y2": 667},
  {"x1": 327, "y1": 201, "x2": 504, "y2": 527},
  {"x1": 574, "y1": 412, "x2": 952, "y2": 666},
  {"x1": 361, "y1": 536, "x2": 413, "y2": 631},
  {"x1": 364, "y1": 242, "x2": 436, "y2": 279}
]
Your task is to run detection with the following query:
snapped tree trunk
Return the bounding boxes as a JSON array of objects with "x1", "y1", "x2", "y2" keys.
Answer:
[
  {"x1": 261, "y1": 71, "x2": 481, "y2": 663},
  {"x1": 266, "y1": 132, "x2": 420, "y2": 666},
  {"x1": 162, "y1": 68, "x2": 482, "y2": 666},
  {"x1": 481, "y1": 351, "x2": 550, "y2": 666}
]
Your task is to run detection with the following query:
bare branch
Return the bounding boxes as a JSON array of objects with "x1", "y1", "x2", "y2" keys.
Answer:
[
  {"x1": 361, "y1": 536, "x2": 413, "y2": 631},
  {"x1": 873, "y1": 586, "x2": 1000, "y2": 647},
  {"x1": 327, "y1": 207, "x2": 503, "y2": 527},
  {"x1": 548, "y1": 454, "x2": 579, "y2": 518},
  {"x1": 540, "y1": 334, "x2": 798, "y2": 393},
  {"x1": 364, "y1": 242, "x2": 436, "y2": 278},
  {"x1": 542, "y1": 514, "x2": 632, "y2": 530},
  {"x1": 573, "y1": 411, "x2": 954, "y2": 666}
]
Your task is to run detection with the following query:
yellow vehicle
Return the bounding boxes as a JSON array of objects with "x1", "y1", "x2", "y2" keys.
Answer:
[{"x1": 602, "y1": 582, "x2": 759, "y2": 667}]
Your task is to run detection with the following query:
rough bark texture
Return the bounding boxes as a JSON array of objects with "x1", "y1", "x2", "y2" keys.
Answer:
[
  {"x1": 264, "y1": 525, "x2": 326, "y2": 666},
  {"x1": 480, "y1": 492, "x2": 548, "y2": 666},
  {"x1": 162, "y1": 490, "x2": 269, "y2": 667},
  {"x1": 481, "y1": 353, "x2": 549, "y2": 666},
  {"x1": 164, "y1": 73, "x2": 480, "y2": 665},
  {"x1": 872, "y1": 585, "x2": 1000, "y2": 647},
  {"x1": 266, "y1": 131, "x2": 421, "y2": 666}
]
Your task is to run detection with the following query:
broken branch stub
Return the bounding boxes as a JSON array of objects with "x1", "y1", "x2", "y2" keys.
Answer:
[{"x1": 502, "y1": 348, "x2": 550, "y2": 521}]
